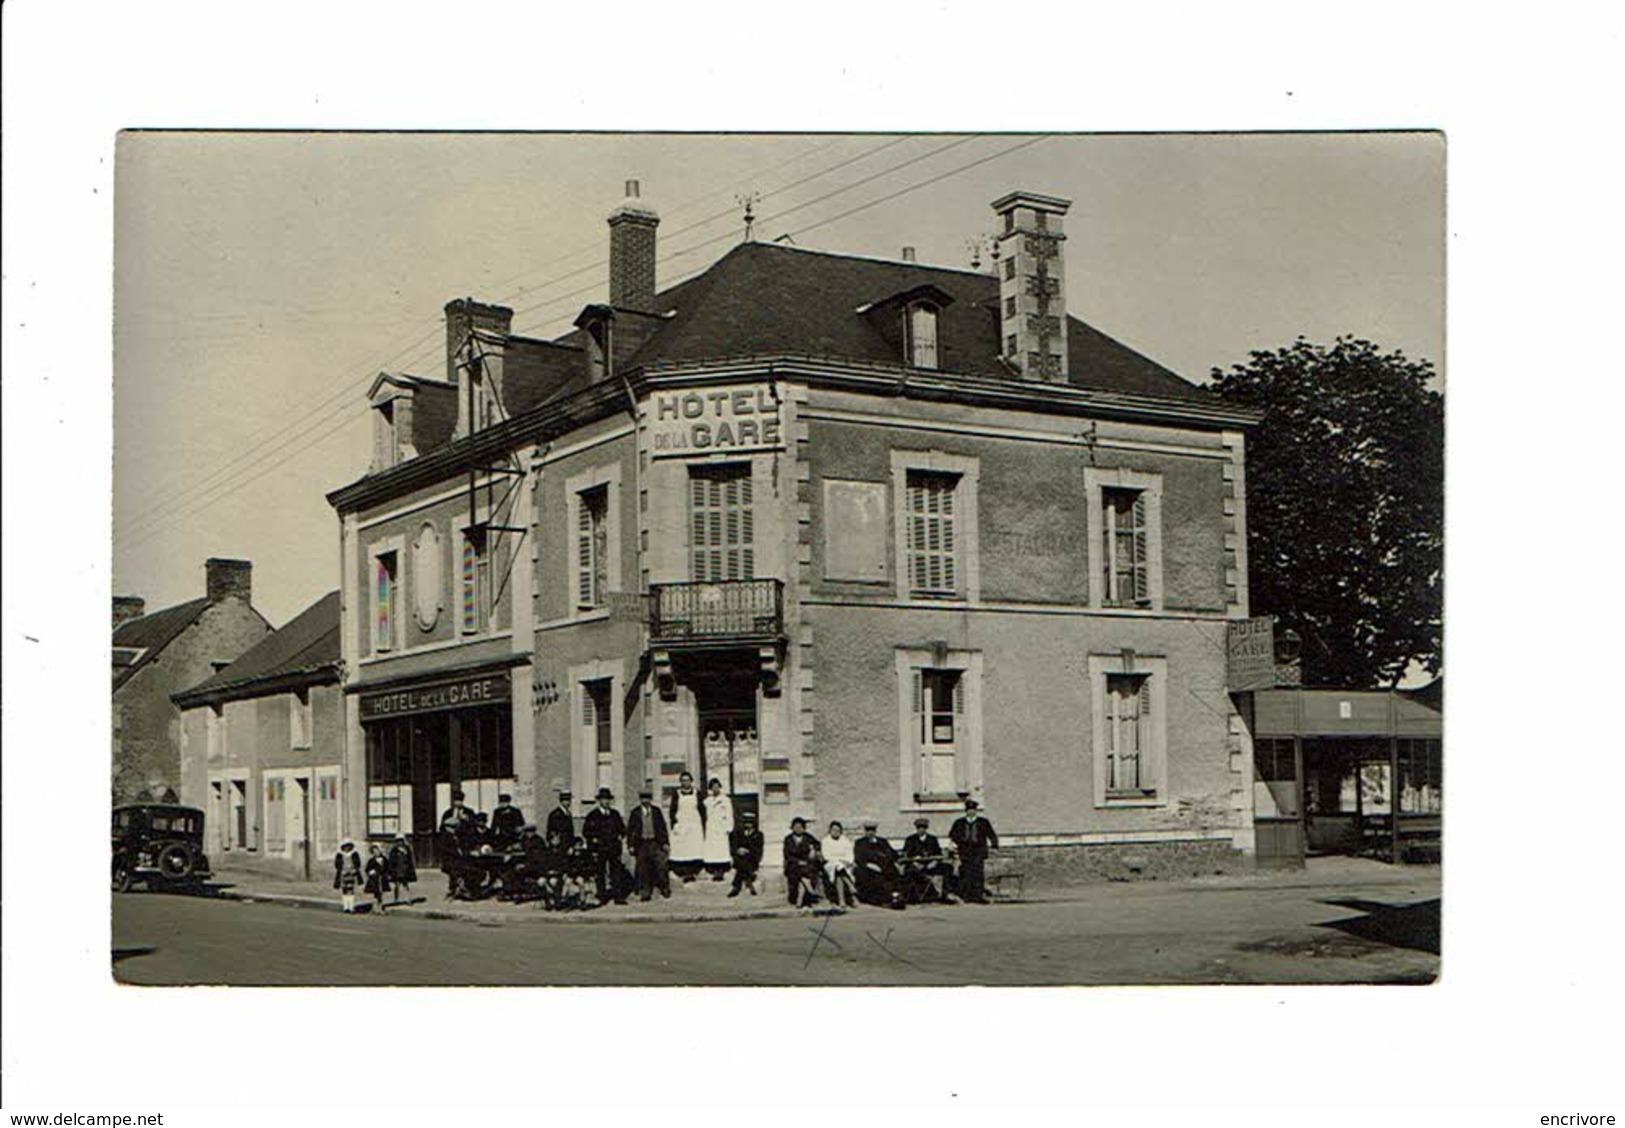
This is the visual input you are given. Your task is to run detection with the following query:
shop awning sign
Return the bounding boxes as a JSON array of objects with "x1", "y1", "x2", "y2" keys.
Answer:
[
  {"x1": 650, "y1": 384, "x2": 784, "y2": 459},
  {"x1": 1227, "y1": 616, "x2": 1278, "y2": 692},
  {"x1": 361, "y1": 673, "x2": 511, "y2": 720}
]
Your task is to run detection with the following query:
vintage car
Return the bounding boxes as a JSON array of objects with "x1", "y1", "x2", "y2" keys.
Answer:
[{"x1": 112, "y1": 803, "x2": 213, "y2": 892}]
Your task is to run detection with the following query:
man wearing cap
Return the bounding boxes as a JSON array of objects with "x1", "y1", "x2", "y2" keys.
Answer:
[
  {"x1": 782, "y1": 817, "x2": 822, "y2": 907},
  {"x1": 582, "y1": 787, "x2": 629, "y2": 905},
  {"x1": 625, "y1": 787, "x2": 671, "y2": 901},
  {"x1": 853, "y1": 820, "x2": 905, "y2": 909},
  {"x1": 545, "y1": 790, "x2": 577, "y2": 854},
  {"x1": 490, "y1": 792, "x2": 526, "y2": 850},
  {"x1": 949, "y1": 798, "x2": 999, "y2": 904},
  {"x1": 438, "y1": 789, "x2": 475, "y2": 899},
  {"x1": 727, "y1": 810, "x2": 765, "y2": 897},
  {"x1": 901, "y1": 817, "x2": 953, "y2": 904}
]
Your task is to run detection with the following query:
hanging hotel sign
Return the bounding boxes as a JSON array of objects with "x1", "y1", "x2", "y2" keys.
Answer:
[
  {"x1": 649, "y1": 384, "x2": 784, "y2": 459},
  {"x1": 1226, "y1": 616, "x2": 1278, "y2": 693},
  {"x1": 361, "y1": 672, "x2": 511, "y2": 720}
]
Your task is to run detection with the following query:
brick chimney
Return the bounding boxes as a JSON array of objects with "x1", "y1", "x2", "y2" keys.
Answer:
[
  {"x1": 205, "y1": 558, "x2": 253, "y2": 604},
  {"x1": 992, "y1": 191, "x2": 1072, "y2": 382},
  {"x1": 113, "y1": 596, "x2": 146, "y2": 629},
  {"x1": 608, "y1": 180, "x2": 660, "y2": 312}
]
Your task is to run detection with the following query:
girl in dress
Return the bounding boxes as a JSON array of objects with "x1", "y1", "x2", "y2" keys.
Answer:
[
  {"x1": 364, "y1": 843, "x2": 392, "y2": 913},
  {"x1": 666, "y1": 771, "x2": 706, "y2": 882},
  {"x1": 701, "y1": 777, "x2": 735, "y2": 881},
  {"x1": 333, "y1": 839, "x2": 363, "y2": 913}
]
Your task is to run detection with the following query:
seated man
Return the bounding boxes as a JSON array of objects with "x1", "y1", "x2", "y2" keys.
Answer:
[
  {"x1": 900, "y1": 817, "x2": 955, "y2": 904},
  {"x1": 852, "y1": 820, "x2": 905, "y2": 909},
  {"x1": 499, "y1": 824, "x2": 553, "y2": 903},
  {"x1": 727, "y1": 810, "x2": 765, "y2": 898},
  {"x1": 782, "y1": 817, "x2": 823, "y2": 908},
  {"x1": 490, "y1": 793, "x2": 526, "y2": 851}
]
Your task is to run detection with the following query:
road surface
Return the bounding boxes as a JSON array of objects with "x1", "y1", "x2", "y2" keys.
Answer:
[{"x1": 112, "y1": 868, "x2": 1440, "y2": 986}]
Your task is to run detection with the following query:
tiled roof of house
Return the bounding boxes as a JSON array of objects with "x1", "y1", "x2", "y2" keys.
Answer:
[
  {"x1": 172, "y1": 590, "x2": 340, "y2": 705},
  {"x1": 111, "y1": 597, "x2": 212, "y2": 691}
]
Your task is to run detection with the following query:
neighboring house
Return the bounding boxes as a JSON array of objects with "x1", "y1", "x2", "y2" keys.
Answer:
[
  {"x1": 112, "y1": 558, "x2": 270, "y2": 804},
  {"x1": 326, "y1": 182, "x2": 1262, "y2": 877},
  {"x1": 172, "y1": 591, "x2": 344, "y2": 876}
]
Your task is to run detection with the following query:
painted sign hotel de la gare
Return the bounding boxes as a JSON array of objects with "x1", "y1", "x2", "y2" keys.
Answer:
[{"x1": 308, "y1": 181, "x2": 1273, "y2": 879}]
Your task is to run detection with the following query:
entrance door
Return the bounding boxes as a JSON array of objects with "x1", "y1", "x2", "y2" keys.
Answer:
[
  {"x1": 288, "y1": 776, "x2": 311, "y2": 876},
  {"x1": 696, "y1": 677, "x2": 760, "y2": 827}
]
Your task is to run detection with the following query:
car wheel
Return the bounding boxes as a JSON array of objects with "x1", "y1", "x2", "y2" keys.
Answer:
[
  {"x1": 156, "y1": 844, "x2": 194, "y2": 881},
  {"x1": 112, "y1": 860, "x2": 134, "y2": 893}
]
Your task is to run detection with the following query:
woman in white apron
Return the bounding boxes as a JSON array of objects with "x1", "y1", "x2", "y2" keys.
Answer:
[
  {"x1": 667, "y1": 771, "x2": 706, "y2": 882},
  {"x1": 701, "y1": 777, "x2": 735, "y2": 881}
]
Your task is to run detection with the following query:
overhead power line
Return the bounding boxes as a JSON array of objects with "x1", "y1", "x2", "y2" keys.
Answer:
[
  {"x1": 118, "y1": 135, "x2": 1043, "y2": 548},
  {"x1": 118, "y1": 136, "x2": 933, "y2": 538}
]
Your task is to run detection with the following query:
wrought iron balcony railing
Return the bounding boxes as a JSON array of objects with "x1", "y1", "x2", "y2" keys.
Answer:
[{"x1": 649, "y1": 579, "x2": 784, "y2": 644}]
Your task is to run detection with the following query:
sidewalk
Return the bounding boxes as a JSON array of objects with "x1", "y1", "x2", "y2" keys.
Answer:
[{"x1": 201, "y1": 853, "x2": 1437, "y2": 927}]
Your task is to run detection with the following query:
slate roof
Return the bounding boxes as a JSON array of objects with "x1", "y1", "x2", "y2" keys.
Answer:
[
  {"x1": 172, "y1": 590, "x2": 341, "y2": 705},
  {"x1": 616, "y1": 242, "x2": 1212, "y2": 401},
  {"x1": 112, "y1": 597, "x2": 212, "y2": 692}
]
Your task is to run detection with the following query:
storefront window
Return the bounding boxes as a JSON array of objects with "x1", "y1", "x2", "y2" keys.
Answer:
[{"x1": 1254, "y1": 737, "x2": 1300, "y2": 817}]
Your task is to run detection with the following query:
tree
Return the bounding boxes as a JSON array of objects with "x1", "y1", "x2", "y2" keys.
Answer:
[{"x1": 1211, "y1": 337, "x2": 1442, "y2": 688}]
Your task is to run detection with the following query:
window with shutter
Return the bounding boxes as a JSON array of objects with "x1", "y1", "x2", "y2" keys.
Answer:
[
  {"x1": 689, "y1": 464, "x2": 754, "y2": 582},
  {"x1": 906, "y1": 472, "x2": 959, "y2": 596},
  {"x1": 374, "y1": 552, "x2": 398, "y2": 651},
  {"x1": 1102, "y1": 487, "x2": 1149, "y2": 606},
  {"x1": 577, "y1": 486, "x2": 609, "y2": 609},
  {"x1": 1106, "y1": 674, "x2": 1152, "y2": 794},
  {"x1": 461, "y1": 532, "x2": 488, "y2": 633},
  {"x1": 907, "y1": 303, "x2": 939, "y2": 369},
  {"x1": 917, "y1": 668, "x2": 964, "y2": 799}
]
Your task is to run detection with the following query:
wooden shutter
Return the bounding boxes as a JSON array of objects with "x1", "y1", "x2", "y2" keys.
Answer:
[
  {"x1": 1130, "y1": 491, "x2": 1149, "y2": 604},
  {"x1": 907, "y1": 473, "x2": 958, "y2": 595},
  {"x1": 691, "y1": 467, "x2": 753, "y2": 582},
  {"x1": 951, "y1": 672, "x2": 968, "y2": 791},
  {"x1": 576, "y1": 492, "x2": 595, "y2": 608}
]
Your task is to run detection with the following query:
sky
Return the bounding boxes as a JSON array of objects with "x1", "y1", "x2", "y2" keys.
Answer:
[{"x1": 112, "y1": 131, "x2": 1444, "y2": 626}]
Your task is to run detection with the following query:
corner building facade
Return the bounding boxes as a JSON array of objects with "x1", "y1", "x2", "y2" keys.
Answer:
[{"x1": 329, "y1": 185, "x2": 1261, "y2": 876}]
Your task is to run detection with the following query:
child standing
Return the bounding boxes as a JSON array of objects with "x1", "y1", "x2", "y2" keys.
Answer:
[
  {"x1": 388, "y1": 834, "x2": 417, "y2": 904},
  {"x1": 333, "y1": 839, "x2": 363, "y2": 913},
  {"x1": 364, "y1": 843, "x2": 392, "y2": 913}
]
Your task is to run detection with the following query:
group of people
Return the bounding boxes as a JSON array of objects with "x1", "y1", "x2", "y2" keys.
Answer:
[
  {"x1": 334, "y1": 779, "x2": 1001, "y2": 914},
  {"x1": 781, "y1": 797, "x2": 1000, "y2": 910},
  {"x1": 332, "y1": 834, "x2": 418, "y2": 914}
]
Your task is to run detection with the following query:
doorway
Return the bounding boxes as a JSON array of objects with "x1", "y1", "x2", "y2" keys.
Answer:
[{"x1": 695, "y1": 676, "x2": 760, "y2": 827}]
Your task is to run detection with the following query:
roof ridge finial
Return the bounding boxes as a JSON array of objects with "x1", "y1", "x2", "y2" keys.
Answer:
[{"x1": 735, "y1": 191, "x2": 761, "y2": 243}]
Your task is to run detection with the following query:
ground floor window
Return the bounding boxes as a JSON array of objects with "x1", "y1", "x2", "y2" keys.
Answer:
[
  {"x1": 895, "y1": 647, "x2": 983, "y2": 811},
  {"x1": 1088, "y1": 654, "x2": 1168, "y2": 807},
  {"x1": 1254, "y1": 736, "x2": 1300, "y2": 817},
  {"x1": 265, "y1": 776, "x2": 287, "y2": 853},
  {"x1": 364, "y1": 705, "x2": 513, "y2": 859},
  {"x1": 1398, "y1": 738, "x2": 1442, "y2": 814}
]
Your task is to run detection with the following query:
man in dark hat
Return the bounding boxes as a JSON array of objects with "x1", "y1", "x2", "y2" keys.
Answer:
[
  {"x1": 901, "y1": 816, "x2": 953, "y2": 903},
  {"x1": 727, "y1": 809, "x2": 765, "y2": 897},
  {"x1": 438, "y1": 788, "x2": 475, "y2": 899},
  {"x1": 582, "y1": 786, "x2": 629, "y2": 904},
  {"x1": 545, "y1": 789, "x2": 577, "y2": 854},
  {"x1": 490, "y1": 792, "x2": 526, "y2": 850},
  {"x1": 853, "y1": 819, "x2": 905, "y2": 909},
  {"x1": 782, "y1": 816, "x2": 822, "y2": 907},
  {"x1": 625, "y1": 787, "x2": 671, "y2": 901},
  {"x1": 949, "y1": 798, "x2": 999, "y2": 903}
]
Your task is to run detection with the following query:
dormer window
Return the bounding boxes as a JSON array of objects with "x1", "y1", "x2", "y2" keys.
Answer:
[{"x1": 906, "y1": 303, "x2": 939, "y2": 369}]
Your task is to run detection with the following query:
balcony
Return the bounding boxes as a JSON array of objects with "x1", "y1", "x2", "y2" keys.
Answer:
[
  {"x1": 649, "y1": 579, "x2": 784, "y2": 645},
  {"x1": 648, "y1": 580, "x2": 786, "y2": 701}
]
